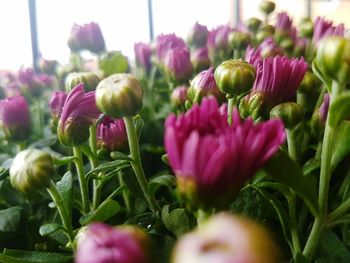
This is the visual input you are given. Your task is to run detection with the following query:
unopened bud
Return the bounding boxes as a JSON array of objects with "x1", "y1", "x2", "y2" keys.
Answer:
[
  {"x1": 66, "y1": 72, "x2": 100, "y2": 92},
  {"x1": 270, "y1": 102, "x2": 304, "y2": 129},
  {"x1": 259, "y1": 0, "x2": 276, "y2": 15}
]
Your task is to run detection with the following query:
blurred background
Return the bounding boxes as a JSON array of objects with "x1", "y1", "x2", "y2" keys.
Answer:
[{"x1": 1, "y1": 0, "x2": 349, "y2": 70}]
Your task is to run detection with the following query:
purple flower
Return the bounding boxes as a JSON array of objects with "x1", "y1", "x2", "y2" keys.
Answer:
[
  {"x1": 68, "y1": 22, "x2": 106, "y2": 54},
  {"x1": 190, "y1": 47, "x2": 211, "y2": 72},
  {"x1": 207, "y1": 25, "x2": 232, "y2": 53},
  {"x1": 245, "y1": 37, "x2": 283, "y2": 66},
  {"x1": 276, "y1": 12, "x2": 293, "y2": 32},
  {"x1": 75, "y1": 223, "x2": 150, "y2": 263},
  {"x1": 171, "y1": 85, "x2": 188, "y2": 107},
  {"x1": 164, "y1": 48, "x2": 193, "y2": 82},
  {"x1": 187, "y1": 22, "x2": 209, "y2": 48},
  {"x1": 252, "y1": 56, "x2": 307, "y2": 105},
  {"x1": 96, "y1": 116, "x2": 128, "y2": 152},
  {"x1": 50, "y1": 91, "x2": 68, "y2": 121},
  {"x1": 319, "y1": 93, "x2": 330, "y2": 122},
  {"x1": 155, "y1": 33, "x2": 187, "y2": 62},
  {"x1": 0, "y1": 95, "x2": 30, "y2": 141},
  {"x1": 313, "y1": 17, "x2": 345, "y2": 45},
  {"x1": 18, "y1": 68, "x2": 53, "y2": 97},
  {"x1": 57, "y1": 83, "x2": 100, "y2": 146},
  {"x1": 164, "y1": 97, "x2": 285, "y2": 206},
  {"x1": 134, "y1": 42, "x2": 152, "y2": 73}
]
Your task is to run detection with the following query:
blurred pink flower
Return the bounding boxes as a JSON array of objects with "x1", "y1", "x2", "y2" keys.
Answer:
[
  {"x1": 134, "y1": 42, "x2": 152, "y2": 73},
  {"x1": 313, "y1": 17, "x2": 345, "y2": 45}
]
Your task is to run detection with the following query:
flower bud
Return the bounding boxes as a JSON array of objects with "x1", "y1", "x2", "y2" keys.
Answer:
[
  {"x1": 270, "y1": 102, "x2": 304, "y2": 129},
  {"x1": 239, "y1": 91, "x2": 270, "y2": 120},
  {"x1": 299, "y1": 18, "x2": 314, "y2": 38},
  {"x1": 171, "y1": 86, "x2": 188, "y2": 108},
  {"x1": 297, "y1": 72, "x2": 321, "y2": 114},
  {"x1": 190, "y1": 48, "x2": 211, "y2": 73},
  {"x1": 188, "y1": 67, "x2": 225, "y2": 104},
  {"x1": 315, "y1": 36, "x2": 350, "y2": 84},
  {"x1": 134, "y1": 42, "x2": 152, "y2": 73},
  {"x1": 246, "y1": 17, "x2": 262, "y2": 33},
  {"x1": 75, "y1": 223, "x2": 151, "y2": 263},
  {"x1": 228, "y1": 31, "x2": 252, "y2": 50},
  {"x1": 280, "y1": 37, "x2": 294, "y2": 53},
  {"x1": 65, "y1": 72, "x2": 100, "y2": 92},
  {"x1": 214, "y1": 59, "x2": 256, "y2": 97},
  {"x1": 187, "y1": 22, "x2": 209, "y2": 48},
  {"x1": 10, "y1": 149, "x2": 54, "y2": 194},
  {"x1": 259, "y1": 0, "x2": 276, "y2": 15},
  {"x1": 164, "y1": 49, "x2": 193, "y2": 83},
  {"x1": 172, "y1": 213, "x2": 280, "y2": 263},
  {"x1": 39, "y1": 59, "x2": 59, "y2": 75},
  {"x1": 50, "y1": 91, "x2": 67, "y2": 132},
  {"x1": 96, "y1": 73, "x2": 143, "y2": 118},
  {"x1": 0, "y1": 95, "x2": 30, "y2": 142},
  {"x1": 256, "y1": 30, "x2": 273, "y2": 43}
]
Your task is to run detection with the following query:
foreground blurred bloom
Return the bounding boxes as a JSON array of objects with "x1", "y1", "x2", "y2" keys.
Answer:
[
  {"x1": 134, "y1": 42, "x2": 152, "y2": 73},
  {"x1": 96, "y1": 116, "x2": 128, "y2": 152},
  {"x1": 171, "y1": 85, "x2": 188, "y2": 108},
  {"x1": 164, "y1": 97, "x2": 285, "y2": 207},
  {"x1": 156, "y1": 33, "x2": 187, "y2": 62},
  {"x1": 65, "y1": 72, "x2": 100, "y2": 92},
  {"x1": 187, "y1": 22, "x2": 209, "y2": 48},
  {"x1": 172, "y1": 213, "x2": 280, "y2": 263},
  {"x1": 313, "y1": 17, "x2": 345, "y2": 45},
  {"x1": 19, "y1": 68, "x2": 53, "y2": 97},
  {"x1": 96, "y1": 73, "x2": 143, "y2": 118},
  {"x1": 68, "y1": 22, "x2": 106, "y2": 54},
  {"x1": 164, "y1": 49, "x2": 193, "y2": 82},
  {"x1": 0, "y1": 95, "x2": 30, "y2": 141},
  {"x1": 10, "y1": 149, "x2": 54, "y2": 194},
  {"x1": 75, "y1": 223, "x2": 150, "y2": 263},
  {"x1": 58, "y1": 84, "x2": 100, "y2": 146},
  {"x1": 188, "y1": 67, "x2": 225, "y2": 104}
]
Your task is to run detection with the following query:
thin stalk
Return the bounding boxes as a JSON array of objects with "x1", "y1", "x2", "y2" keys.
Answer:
[
  {"x1": 287, "y1": 193, "x2": 301, "y2": 255},
  {"x1": 123, "y1": 116, "x2": 160, "y2": 213},
  {"x1": 89, "y1": 124, "x2": 101, "y2": 210},
  {"x1": 35, "y1": 99, "x2": 44, "y2": 138},
  {"x1": 118, "y1": 171, "x2": 131, "y2": 214},
  {"x1": 227, "y1": 97, "x2": 237, "y2": 125},
  {"x1": 73, "y1": 147, "x2": 89, "y2": 213},
  {"x1": 286, "y1": 129, "x2": 298, "y2": 162},
  {"x1": 328, "y1": 197, "x2": 350, "y2": 223}
]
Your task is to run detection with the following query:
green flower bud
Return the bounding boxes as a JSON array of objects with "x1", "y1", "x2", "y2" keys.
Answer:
[
  {"x1": 246, "y1": 17, "x2": 262, "y2": 33},
  {"x1": 262, "y1": 25, "x2": 275, "y2": 35},
  {"x1": 10, "y1": 149, "x2": 54, "y2": 194},
  {"x1": 315, "y1": 36, "x2": 350, "y2": 84},
  {"x1": 297, "y1": 72, "x2": 321, "y2": 114},
  {"x1": 228, "y1": 31, "x2": 252, "y2": 50},
  {"x1": 310, "y1": 111, "x2": 325, "y2": 140},
  {"x1": 214, "y1": 59, "x2": 256, "y2": 97},
  {"x1": 259, "y1": 0, "x2": 276, "y2": 15},
  {"x1": 256, "y1": 29, "x2": 273, "y2": 43},
  {"x1": 270, "y1": 102, "x2": 304, "y2": 129},
  {"x1": 280, "y1": 38, "x2": 294, "y2": 53},
  {"x1": 65, "y1": 72, "x2": 100, "y2": 92},
  {"x1": 96, "y1": 73, "x2": 143, "y2": 118},
  {"x1": 299, "y1": 18, "x2": 314, "y2": 38},
  {"x1": 239, "y1": 91, "x2": 270, "y2": 120}
]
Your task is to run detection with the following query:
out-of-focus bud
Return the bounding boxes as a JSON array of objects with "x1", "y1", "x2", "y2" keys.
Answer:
[
  {"x1": 214, "y1": 59, "x2": 256, "y2": 97},
  {"x1": 259, "y1": 0, "x2": 276, "y2": 15},
  {"x1": 239, "y1": 91, "x2": 270, "y2": 120},
  {"x1": 50, "y1": 91, "x2": 67, "y2": 132},
  {"x1": 65, "y1": 72, "x2": 100, "y2": 92},
  {"x1": 256, "y1": 25, "x2": 275, "y2": 43},
  {"x1": 18, "y1": 68, "x2": 53, "y2": 97},
  {"x1": 299, "y1": 18, "x2": 314, "y2": 38},
  {"x1": 187, "y1": 22, "x2": 209, "y2": 48},
  {"x1": 39, "y1": 59, "x2": 59, "y2": 75},
  {"x1": 280, "y1": 37, "x2": 294, "y2": 53},
  {"x1": 311, "y1": 94, "x2": 330, "y2": 139},
  {"x1": 229, "y1": 31, "x2": 252, "y2": 50},
  {"x1": 188, "y1": 67, "x2": 225, "y2": 104},
  {"x1": 297, "y1": 72, "x2": 321, "y2": 115},
  {"x1": 270, "y1": 102, "x2": 304, "y2": 129},
  {"x1": 191, "y1": 48, "x2": 211, "y2": 73},
  {"x1": 164, "y1": 49, "x2": 193, "y2": 83},
  {"x1": 171, "y1": 85, "x2": 188, "y2": 108},
  {"x1": 76, "y1": 223, "x2": 152, "y2": 263},
  {"x1": 96, "y1": 73, "x2": 143, "y2": 118},
  {"x1": 99, "y1": 51, "x2": 129, "y2": 78},
  {"x1": 10, "y1": 149, "x2": 54, "y2": 194},
  {"x1": 172, "y1": 213, "x2": 280, "y2": 263},
  {"x1": 246, "y1": 17, "x2": 262, "y2": 33},
  {"x1": 134, "y1": 42, "x2": 152, "y2": 73},
  {"x1": 0, "y1": 95, "x2": 30, "y2": 142},
  {"x1": 315, "y1": 36, "x2": 350, "y2": 84}
]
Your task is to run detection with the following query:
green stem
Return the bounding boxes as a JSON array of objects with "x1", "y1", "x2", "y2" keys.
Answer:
[
  {"x1": 328, "y1": 198, "x2": 350, "y2": 223},
  {"x1": 123, "y1": 116, "x2": 160, "y2": 213},
  {"x1": 73, "y1": 147, "x2": 89, "y2": 213},
  {"x1": 286, "y1": 129, "x2": 298, "y2": 162},
  {"x1": 47, "y1": 180, "x2": 74, "y2": 247},
  {"x1": 196, "y1": 209, "x2": 212, "y2": 226},
  {"x1": 89, "y1": 124, "x2": 101, "y2": 210},
  {"x1": 303, "y1": 217, "x2": 325, "y2": 259},
  {"x1": 35, "y1": 99, "x2": 44, "y2": 138},
  {"x1": 227, "y1": 97, "x2": 236, "y2": 125},
  {"x1": 118, "y1": 171, "x2": 131, "y2": 214},
  {"x1": 287, "y1": 192, "x2": 301, "y2": 256}
]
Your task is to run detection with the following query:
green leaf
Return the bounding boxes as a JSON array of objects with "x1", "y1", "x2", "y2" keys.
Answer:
[
  {"x1": 121, "y1": 169, "x2": 145, "y2": 200},
  {"x1": 315, "y1": 231, "x2": 350, "y2": 263},
  {"x1": 39, "y1": 223, "x2": 63, "y2": 237},
  {"x1": 109, "y1": 151, "x2": 132, "y2": 161},
  {"x1": 79, "y1": 199, "x2": 121, "y2": 225},
  {"x1": 162, "y1": 208, "x2": 195, "y2": 237},
  {"x1": 329, "y1": 92, "x2": 350, "y2": 128},
  {"x1": 161, "y1": 154, "x2": 169, "y2": 165},
  {"x1": 85, "y1": 160, "x2": 130, "y2": 180},
  {"x1": 303, "y1": 159, "x2": 321, "y2": 177},
  {"x1": 312, "y1": 60, "x2": 332, "y2": 92},
  {"x1": 149, "y1": 174, "x2": 176, "y2": 194},
  {"x1": 0, "y1": 249, "x2": 72, "y2": 263},
  {"x1": 53, "y1": 156, "x2": 77, "y2": 166},
  {"x1": 0, "y1": 207, "x2": 21, "y2": 232},
  {"x1": 331, "y1": 121, "x2": 350, "y2": 172},
  {"x1": 0, "y1": 167, "x2": 8, "y2": 180},
  {"x1": 56, "y1": 172, "x2": 73, "y2": 218},
  {"x1": 0, "y1": 180, "x2": 25, "y2": 206},
  {"x1": 124, "y1": 212, "x2": 158, "y2": 231},
  {"x1": 134, "y1": 115, "x2": 144, "y2": 141},
  {"x1": 99, "y1": 51, "x2": 129, "y2": 77},
  {"x1": 28, "y1": 135, "x2": 57, "y2": 149},
  {"x1": 263, "y1": 151, "x2": 319, "y2": 217}
]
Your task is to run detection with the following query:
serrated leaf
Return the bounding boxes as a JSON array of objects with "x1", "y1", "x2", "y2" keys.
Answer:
[
  {"x1": 0, "y1": 249, "x2": 72, "y2": 263},
  {"x1": 39, "y1": 223, "x2": 63, "y2": 237},
  {"x1": 162, "y1": 208, "x2": 194, "y2": 237},
  {"x1": 79, "y1": 199, "x2": 120, "y2": 225},
  {"x1": 56, "y1": 172, "x2": 73, "y2": 218},
  {"x1": 263, "y1": 151, "x2": 319, "y2": 217},
  {"x1": 0, "y1": 207, "x2": 21, "y2": 232},
  {"x1": 329, "y1": 92, "x2": 350, "y2": 127},
  {"x1": 331, "y1": 121, "x2": 350, "y2": 172},
  {"x1": 149, "y1": 174, "x2": 175, "y2": 194}
]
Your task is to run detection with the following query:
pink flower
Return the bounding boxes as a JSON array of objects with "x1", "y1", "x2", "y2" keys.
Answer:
[
  {"x1": 0, "y1": 95, "x2": 30, "y2": 141},
  {"x1": 96, "y1": 116, "x2": 128, "y2": 152},
  {"x1": 191, "y1": 47, "x2": 211, "y2": 72},
  {"x1": 50, "y1": 91, "x2": 67, "y2": 120},
  {"x1": 155, "y1": 33, "x2": 187, "y2": 62},
  {"x1": 164, "y1": 97, "x2": 285, "y2": 206},
  {"x1": 187, "y1": 22, "x2": 209, "y2": 48},
  {"x1": 18, "y1": 68, "x2": 53, "y2": 97},
  {"x1": 276, "y1": 12, "x2": 293, "y2": 31},
  {"x1": 164, "y1": 48, "x2": 193, "y2": 82},
  {"x1": 57, "y1": 83, "x2": 100, "y2": 146},
  {"x1": 319, "y1": 93, "x2": 330, "y2": 122},
  {"x1": 134, "y1": 42, "x2": 152, "y2": 73},
  {"x1": 75, "y1": 223, "x2": 150, "y2": 263},
  {"x1": 171, "y1": 85, "x2": 188, "y2": 107},
  {"x1": 313, "y1": 17, "x2": 345, "y2": 45},
  {"x1": 245, "y1": 37, "x2": 283, "y2": 66}
]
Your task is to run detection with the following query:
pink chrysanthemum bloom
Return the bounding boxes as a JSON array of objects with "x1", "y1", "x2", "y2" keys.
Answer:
[
  {"x1": 155, "y1": 33, "x2": 187, "y2": 62},
  {"x1": 75, "y1": 223, "x2": 150, "y2": 263},
  {"x1": 276, "y1": 12, "x2": 293, "y2": 32},
  {"x1": 96, "y1": 116, "x2": 128, "y2": 152},
  {"x1": 18, "y1": 68, "x2": 53, "y2": 97},
  {"x1": 191, "y1": 47, "x2": 211, "y2": 73},
  {"x1": 0, "y1": 95, "x2": 30, "y2": 141},
  {"x1": 187, "y1": 22, "x2": 209, "y2": 48},
  {"x1": 313, "y1": 17, "x2": 345, "y2": 45},
  {"x1": 57, "y1": 83, "x2": 100, "y2": 146},
  {"x1": 134, "y1": 42, "x2": 152, "y2": 73},
  {"x1": 245, "y1": 37, "x2": 283, "y2": 66},
  {"x1": 50, "y1": 91, "x2": 67, "y2": 121},
  {"x1": 164, "y1": 48, "x2": 193, "y2": 82},
  {"x1": 252, "y1": 56, "x2": 307, "y2": 105},
  {"x1": 164, "y1": 97, "x2": 285, "y2": 207}
]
